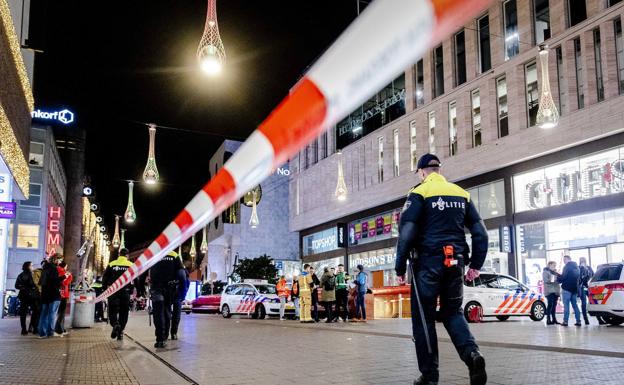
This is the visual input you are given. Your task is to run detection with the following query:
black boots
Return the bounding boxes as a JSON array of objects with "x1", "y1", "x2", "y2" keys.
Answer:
[
  {"x1": 413, "y1": 376, "x2": 438, "y2": 385},
  {"x1": 110, "y1": 324, "x2": 120, "y2": 339},
  {"x1": 154, "y1": 341, "x2": 166, "y2": 348},
  {"x1": 171, "y1": 334, "x2": 178, "y2": 340},
  {"x1": 468, "y1": 351, "x2": 487, "y2": 385}
]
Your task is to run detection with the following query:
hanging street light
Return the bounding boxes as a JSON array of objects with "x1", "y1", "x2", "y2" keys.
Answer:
[
  {"x1": 112, "y1": 215, "x2": 121, "y2": 248},
  {"x1": 120, "y1": 228, "x2": 126, "y2": 249},
  {"x1": 124, "y1": 181, "x2": 137, "y2": 223},
  {"x1": 142, "y1": 124, "x2": 160, "y2": 185},
  {"x1": 197, "y1": 0, "x2": 226, "y2": 76},
  {"x1": 249, "y1": 190, "x2": 260, "y2": 228},
  {"x1": 335, "y1": 150, "x2": 348, "y2": 201},
  {"x1": 536, "y1": 45, "x2": 559, "y2": 129},
  {"x1": 200, "y1": 226, "x2": 208, "y2": 253},
  {"x1": 487, "y1": 184, "x2": 500, "y2": 216},
  {"x1": 190, "y1": 234, "x2": 197, "y2": 258}
]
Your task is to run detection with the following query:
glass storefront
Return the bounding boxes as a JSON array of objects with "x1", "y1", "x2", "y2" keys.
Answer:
[
  {"x1": 307, "y1": 256, "x2": 345, "y2": 276},
  {"x1": 349, "y1": 248, "x2": 399, "y2": 287},
  {"x1": 466, "y1": 229, "x2": 510, "y2": 275},
  {"x1": 517, "y1": 207, "x2": 624, "y2": 291},
  {"x1": 466, "y1": 180, "x2": 506, "y2": 220}
]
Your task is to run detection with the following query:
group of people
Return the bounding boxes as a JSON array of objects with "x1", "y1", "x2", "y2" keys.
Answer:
[
  {"x1": 14, "y1": 254, "x2": 73, "y2": 338},
  {"x1": 542, "y1": 255, "x2": 600, "y2": 326},
  {"x1": 275, "y1": 263, "x2": 369, "y2": 323}
]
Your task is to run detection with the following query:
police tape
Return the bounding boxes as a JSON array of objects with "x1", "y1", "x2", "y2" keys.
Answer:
[{"x1": 95, "y1": 0, "x2": 492, "y2": 303}]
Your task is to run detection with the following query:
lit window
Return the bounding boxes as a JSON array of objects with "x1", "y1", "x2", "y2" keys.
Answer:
[
  {"x1": 433, "y1": 45, "x2": 444, "y2": 98},
  {"x1": 574, "y1": 37, "x2": 584, "y2": 109},
  {"x1": 20, "y1": 184, "x2": 42, "y2": 207},
  {"x1": 466, "y1": 180, "x2": 506, "y2": 220},
  {"x1": 454, "y1": 30, "x2": 466, "y2": 86},
  {"x1": 17, "y1": 224, "x2": 39, "y2": 249},
  {"x1": 594, "y1": 29, "x2": 604, "y2": 102},
  {"x1": 525, "y1": 62, "x2": 539, "y2": 127},
  {"x1": 567, "y1": 0, "x2": 587, "y2": 27},
  {"x1": 409, "y1": 120, "x2": 418, "y2": 171},
  {"x1": 415, "y1": 60, "x2": 425, "y2": 106},
  {"x1": 503, "y1": 0, "x2": 519, "y2": 60},
  {"x1": 378, "y1": 137, "x2": 384, "y2": 182},
  {"x1": 29, "y1": 142, "x2": 44, "y2": 167},
  {"x1": 478, "y1": 15, "x2": 491, "y2": 73},
  {"x1": 496, "y1": 76, "x2": 509, "y2": 137},
  {"x1": 393, "y1": 129, "x2": 400, "y2": 177},
  {"x1": 533, "y1": 0, "x2": 551, "y2": 45},
  {"x1": 428, "y1": 111, "x2": 436, "y2": 154},
  {"x1": 471, "y1": 90, "x2": 482, "y2": 147},
  {"x1": 448, "y1": 101, "x2": 458, "y2": 156}
]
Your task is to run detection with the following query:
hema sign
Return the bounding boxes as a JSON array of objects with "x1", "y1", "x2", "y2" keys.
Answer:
[{"x1": 31, "y1": 109, "x2": 75, "y2": 125}]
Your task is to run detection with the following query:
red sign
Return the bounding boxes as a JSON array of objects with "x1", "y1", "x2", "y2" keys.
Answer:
[{"x1": 46, "y1": 206, "x2": 63, "y2": 255}]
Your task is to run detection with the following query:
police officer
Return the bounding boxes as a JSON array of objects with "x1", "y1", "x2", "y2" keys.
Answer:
[
  {"x1": 395, "y1": 154, "x2": 488, "y2": 385},
  {"x1": 149, "y1": 250, "x2": 184, "y2": 348},
  {"x1": 170, "y1": 261, "x2": 189, "y2": 339},
  {"x1": 102, "y1": 248, "x2": 133, "y2": 340}
]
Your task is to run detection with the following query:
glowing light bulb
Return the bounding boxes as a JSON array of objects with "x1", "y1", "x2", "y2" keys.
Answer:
[
  {"x1": 536, "y1": 45, "x2": 560, "y2": 129},
  {"x1": 335, "y1": 150, "x2": 348, "y2": 201},
  {"x1": 124, "y1": 181, "x2": 137, "y2": 223},
  {"x1": 197, "y1": 1, "x2": 226, "y2": 76}
]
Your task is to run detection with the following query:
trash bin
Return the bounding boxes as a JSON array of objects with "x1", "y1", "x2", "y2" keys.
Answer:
[{"x1": 71, "y1": 291, "x2": 95, "y2": 328}]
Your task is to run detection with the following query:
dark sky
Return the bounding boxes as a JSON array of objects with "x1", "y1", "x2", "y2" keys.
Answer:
[{"x1": 31, "y1": 1, "x2": 357, "y2": 248}]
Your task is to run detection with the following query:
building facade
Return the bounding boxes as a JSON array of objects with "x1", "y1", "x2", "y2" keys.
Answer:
[
  {"x1": 201, "y1": 140, "x2": 299, "y2": 282},
  {"x1": 290, "y1": 0, "x2": 624, "y2": 292},
  {"x1": 6, "y1": 126, "x2": 66, "y2": 291}
]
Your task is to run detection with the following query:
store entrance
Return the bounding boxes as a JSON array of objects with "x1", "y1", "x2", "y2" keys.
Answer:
[{"x1": 569, "y1": 247, "x2": 608, "y2": 271}]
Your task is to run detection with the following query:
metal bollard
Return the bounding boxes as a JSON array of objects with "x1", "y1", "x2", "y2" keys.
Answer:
[{"x1": 71, "y1": 290, "x2": 95, "y2": 328}]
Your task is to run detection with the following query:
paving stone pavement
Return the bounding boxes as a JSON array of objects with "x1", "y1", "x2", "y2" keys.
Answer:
[{"x1": 122, "y1": 313, "x2": 624, "y2": 385}]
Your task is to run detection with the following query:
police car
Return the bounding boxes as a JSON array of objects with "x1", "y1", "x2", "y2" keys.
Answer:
[
  {"x1": 588, "y1": 262, "x2": 624, "y2": 326},
  {"x1": 220, "y1": 280, "x2": 295, "y2": 319},
  {"x1": 463, "y1": 273, "x2": 546, "y2": 322}
]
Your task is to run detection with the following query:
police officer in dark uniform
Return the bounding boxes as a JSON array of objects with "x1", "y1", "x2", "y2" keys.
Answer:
[
  {"x1": 395, "y1": 154, "x2": 488, "y2": 385},
  {"x1": 149, "y1": 250, "x2": 184, "y2": 348},
  {"x1": 102, "y1": 248, "x2": 133, "y2": 340}
]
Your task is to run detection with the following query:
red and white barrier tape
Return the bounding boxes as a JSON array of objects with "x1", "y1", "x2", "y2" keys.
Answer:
[{"x1": 96, "y1": 0, "x2": 492, "y2": 303}]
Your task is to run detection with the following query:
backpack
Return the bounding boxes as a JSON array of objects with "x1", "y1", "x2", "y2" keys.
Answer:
[{"x1": 324, "y1": 275, "x2": 336, "y2": 291}]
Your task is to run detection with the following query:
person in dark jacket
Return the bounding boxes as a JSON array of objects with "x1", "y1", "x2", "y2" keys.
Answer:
[
  {"x1": 149, "y1": 250, "x2": 185, "y2": 348},
  {"x1": 15, "y1": 262, "x2": 38, "y2": 335},
  {"x1": 102, "y1": 248, "x2": 134, "y2": 340},
  {"x1": 578, "y1": 257, "x2": 593, "y2": 325},
  {"x1": 170, "y1": 264, "x2": 189, "y2": 340},
  {"x1": 309, "y1": 266, "x2": 320, "y2": 322},
  {"x1": 38, "y1": 256, "x2": 63, "y2": 338},
  {"x1": 557, "y1": 255, "x2": 581, "y2": 327}
]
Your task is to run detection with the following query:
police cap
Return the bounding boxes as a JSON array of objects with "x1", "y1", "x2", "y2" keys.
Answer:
[{"x1": 416, "y1": 153, "x2": 441, "y2": 170}]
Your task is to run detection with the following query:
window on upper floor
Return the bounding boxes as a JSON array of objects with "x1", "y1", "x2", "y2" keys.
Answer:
[
  {"x1": 428, "y1": 111, "x2": 436, "y2": 154},
  {"x1": 567, "y1": 0, "x2": 587, "y2": 27},
  {"x1": 609, "y1": 0, "x2": 623, "y2": 6},
  {"x1": 20, "y1": 183, "x2": 42, "y2": 207},
  {"x1": 312, "y1": 140, "x2": 319, "y2": 164},
  {"x1": 393, "y1": 129, "x2": 400, "y2": 177},
  {"x1": 415, "y1": 59, "x2": 425, "y2": 106},
  {"x1": 378, "y1": 137, "x2": 384, "y2": 183},
  {"x1": 615, "y1": 18, "x2": 624, "y2": 94},
  {"x1": 448, "y1": 101, "x2": 458, "y2": 156},
  {"x1": 29, "y1": 142, "x2": 44, "y2": 167},
  {"x1": 594, "y1": 28, "x2": 605, "y2": 102},
  {"x1": 454, "y1": 30, "x2": 467, "y2": 86},
  {"x1": 525, "y1": 61, "x2": 539, "y2": 127},
  {"x1": 533, "y1": 0, "x2": 551, "y2": 45},
  {"x1": 17, "y1": 224, "x2": 39, "y2": 249},
  {"x1": 321, "y1": 132, "x2": 328, "y2": 159},
  {"x1": 555, "y1": 46, "x2": 567, "y2": 113},
  {"x1": 503, "y1": 0, "x2": 519, "y2": 61},
  {"x1": 496, "y1": 76, "x2": 509, "y2": 138},
  {"x1": 471, "y1": 89, "x2": 482, "y2": 147},
  {"x1": 409, "y1": 120, "x2": 418, "y2": 171},
  {"x1": 574, "y1": 37, "x2": 585, "y2": 109},
  {"x1": 478, "y1": 14, "x2": 492, "y2": 73},
  {"x1": 433, "y1": 45, "x2": 445, "y2": 98}
]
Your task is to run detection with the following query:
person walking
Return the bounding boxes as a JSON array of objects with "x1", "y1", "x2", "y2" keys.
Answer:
[
  {"x1": 395, "y1": 153, "x2": 488, "y2": 385},
  {"x1": 297, "y1": 264, "x2": 314, "y2": 323},
  {"x1": 310, "y1": 266, "x2": 320, "y2": 322},
  {"x1": 291, "y1": 275, "x2": 300, "y2": 320},
  {"x1": 557, "y1": 255, "x2": 581, "y2": 327},
  {"x1": 320, "y1": 267, "x2": 336, "y2": 323},
  {"x1": 578, "y1": 257, "x2": 593, "y2": 325},
  {"x1": 276, "y1": 275, "x2": 289, "y2": 321},
  {"x1": 170, "y1": 263, "x2": 189, "y2": 340},
  {"x1": 353, "y1": 265, "x2": 368, "y2": 322},
  {"x1": 334, "y1": 264, "x2": 349, "y2": 322},
  {"x1": 149, "y1": 250, "x2": 184, "y2": 348},
  {"x1": 102, "y1": 248, "x2": 134, "y2": 341},
  {"x1": 15, "y1": 262, "x2": 38, "y2": 335},
  {"x1": 542, "y1": 261, "x2": 561, "y2": 325},
  {"x1": 55, "y1": 261, "x2": 72, "y2": 335},
  {"x1": 92, "y1": 277, "x2": 104, "y2": 322},
  {"x1": 38, "y1": 256, "x2": 63, "y2": 338}
]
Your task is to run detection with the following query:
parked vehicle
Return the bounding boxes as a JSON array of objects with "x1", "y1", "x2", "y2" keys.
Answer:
[
  {"x1": 220, "y1": 280, "x2": 295, "y2": 319},
  {"x1": 588, "y1": 262, "x2": 624, "y2": 326}
]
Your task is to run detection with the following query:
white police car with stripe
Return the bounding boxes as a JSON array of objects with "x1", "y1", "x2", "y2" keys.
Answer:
[{"x1": 220, "y1": 280, "x2": 294, "y2": 319}]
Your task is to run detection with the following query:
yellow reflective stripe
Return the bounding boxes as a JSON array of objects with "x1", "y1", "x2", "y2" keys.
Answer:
[{"x1": 410, "y1": 173, "x2": 470, "y2": 200}]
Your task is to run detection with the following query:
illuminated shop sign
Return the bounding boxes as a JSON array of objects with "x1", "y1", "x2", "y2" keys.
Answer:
[
  {"x1": 31, "y1": 109, "x2": 75, "y2": 125},
  {"x1": 46, "y1": 206, "x2": 63, "y2": 255},
  {"x1": 348, "y1": 209, "x2": 401, "y2": 247},
  {"x1": 514, "y1": 147, "x2": 624, "y2": 212},
  {"x1": 349, "y1": 250, "x2": 396, "y2": 271},
  {"x1": 0, "y1": 202, "x2": 16, "y2": 219},
  {"x1": 302, "y1": 224, "x2": 347, "y2": 256}
]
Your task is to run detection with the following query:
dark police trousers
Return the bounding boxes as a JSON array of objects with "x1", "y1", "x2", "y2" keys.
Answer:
[
  {"x1": 151, "y1": 288, "x2": 174, "y2": 342},
  {"x1": 171, "y1": 297, "x2": 182, "y2": 336},
  {"x1": 108, "y1": 293, "x2": 130, "y2": 331},
  {"x1": 411, "y1": 255, "x2": 478, "y2": 382}
]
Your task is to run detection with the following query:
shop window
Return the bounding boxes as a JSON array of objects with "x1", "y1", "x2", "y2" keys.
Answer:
[
  {"x1": 432, "y1": 45, "x2": 445, "y2": 98},
  {"x1": 496, "y1": 76, "x2": 509, "y2": 138},
  {"x1": 478, "y1": 14, "x2": 491, "y2": 73},
  {"x1": 378, "y1": 137, "x2": 384, "y2": 182},
  {"x1": 348, "y1": 209, "x2": 401, "y2": 247},
  {"x1": 448, "y1": 101, "x2": 458, "y2": 156},
  {"x1": 555, "y1": 46, "x2": 566, "y2": 113},
  {"x1": 533, "y1": 0, "x2": 550, "y2": 45},
  {"x1": 415, "y1": 59, "x2": 425, "y2": 106},
  {"x1": 29, "y1": 142, "x2": 44, "y2": 167},
  {"x1": 20, "y1": 184, "x2": 42, "y2": 207},
  {"x1": 308, "y1": 257, "x2": 345, "y2": 276},
  {"x1": 454, "y1": 30, "x2": 467, "y2": 86},
  {"x1": 503, "y1": 0, "x2": 519, "y2": 61},
  {"x1": 471, "y1": 89, "x2": 482, "y2": 147},
  {"x1": 393, "y1": 129, "x2": 400, "y2": 177},
  {"x1": 567, "y1": 0, "x2": 586, "y2": 27},
  {"x1": 594, "y1": 29, "x2": 605, "y2": 102},
  {"x1": 466, "y1": 180, "x2": 505, "y2": 220},
  {"x1": 525, "y1": 61, "x2": 539, "y2": 127},
  {"x1": 428, "y1": 111, "x2": 436, "y2": 154},
  {"x1": 221, "y1": 201, "x2": 240, "y2": 224},
  {"x1": 615, "y1": 19, "x2": 624, "y2": 95},
  {"x1": 574, "y1": 38, "x2": 584, "y2": 109},
  {"x1": 16, "y1": 224, "x2": 39, "y2": 249},
  {"x1": 409, "y1": 120, "x2": 417, "y2": 171}
]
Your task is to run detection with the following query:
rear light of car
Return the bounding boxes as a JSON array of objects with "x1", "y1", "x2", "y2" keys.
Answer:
[{"x1": 605, "y1": 283, "x2": 624, "y2": 291}]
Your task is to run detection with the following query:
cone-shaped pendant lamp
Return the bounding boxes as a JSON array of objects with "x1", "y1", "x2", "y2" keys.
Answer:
[
  {"x1": 335, "y1": 150, "x2": 348, "y2": 201},
  {"x1": 120, "y1": 228, "x2": 126, "y2": 249},
  {"x1": 190, "y1": 234, "x2": 197, "y2": 258},
  {"x1": 200, "y1": 226, "x2": 208, "y2": 253},
  {"x1": 112, "y1": 215, "x2": 121, "y2": 248},
  {"x1": 487, "y1": 184, "x2": 500, "y2": 216},
  {"x1": 536, "y1": 45, "x2": 559, "y2": 129},
  {"x1": 124, "y1": 181, "x2": 137, "y2": 223},
  {"x1": 143, "y1": 124, "x2": 160, "y2": 184},
  {"x1": 197, "y1": 0, "x2": 226, "y2": 76},
  {"x1": 249, "y1": 190, "x2": 260, "y2": 228}
]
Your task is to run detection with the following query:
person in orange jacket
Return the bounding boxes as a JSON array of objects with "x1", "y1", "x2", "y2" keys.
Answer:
[
  {"x1": 55, "y1": 260, "x2": 73, "y2": 335},
  {"x1": 276, "y1": 275, "x2": 289, "y2": 321}
]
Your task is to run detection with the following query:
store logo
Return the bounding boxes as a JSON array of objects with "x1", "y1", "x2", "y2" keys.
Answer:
[{"x1": 31, "y1": 109, "x2": 75, "y2": 125}]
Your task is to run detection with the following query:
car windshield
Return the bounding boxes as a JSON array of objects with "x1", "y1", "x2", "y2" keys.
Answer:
[{"x1": 255, "y1": 285, "x2": 276, "y2": 295}]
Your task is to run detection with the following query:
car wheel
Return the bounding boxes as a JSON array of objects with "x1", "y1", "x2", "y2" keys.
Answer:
[
  {"x1": 221, "y1": 304, "x2": 232, "y2": 318},
  {"x1": 530, "y1": 301, "x2": 546, "y2": 321},
  {"x1": 496, "y1": 315, "x2": 510, "y2": 321},
  {"x1": 185, "y1": 311, "x2": 191, "y2": 315},
  {"x1": 464, "y1": 301, "x2": 482, "y2": 323},
  {"x1": 254, "y1": 304, "x2": 266, "y2": 320},
  {"x1": 604, "y1": 316, "x2": 624, "y2": 326}
]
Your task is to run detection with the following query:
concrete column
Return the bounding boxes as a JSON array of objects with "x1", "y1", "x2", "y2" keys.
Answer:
[
  {"x1": 518, "y1": 0, "x2": 533, "y2": 54},
  {"x1": 582, "y1": 29, "x2": 599, "y2": 106},
  {"x1": 489, "y1": 3, "x2": 505, "y2": 69},
  {"x1": 549, "y1": 0, "x2": 568, "y2": 37},
  {"x1": 600, "y1": 19, "x2": 620, "y2": 99},
  {"x1": 563, "y1": 39, "x2": 581, "y2": 111},
  {"x1": 404, "y1": 66, "x2": 416, "y2": 112},
  {"x1": 465, "y1": 20, "x2": 478, "y2": 82},
  {"x1": 587, "y1": 0, "x2": 603, "y2": 19}
]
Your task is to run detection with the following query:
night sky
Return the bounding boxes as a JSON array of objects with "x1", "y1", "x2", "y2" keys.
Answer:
[{"x1": 30, "y1": 1, "x2": 357, "y2": 248}]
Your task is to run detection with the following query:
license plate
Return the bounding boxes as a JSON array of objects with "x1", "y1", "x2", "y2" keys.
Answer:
[
  {"x1": 592, "y1": 294, "x2": 604, "y2": 300},
  {"x1": 286, "y1": 305, "x2": 294, "y2": 310}
]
